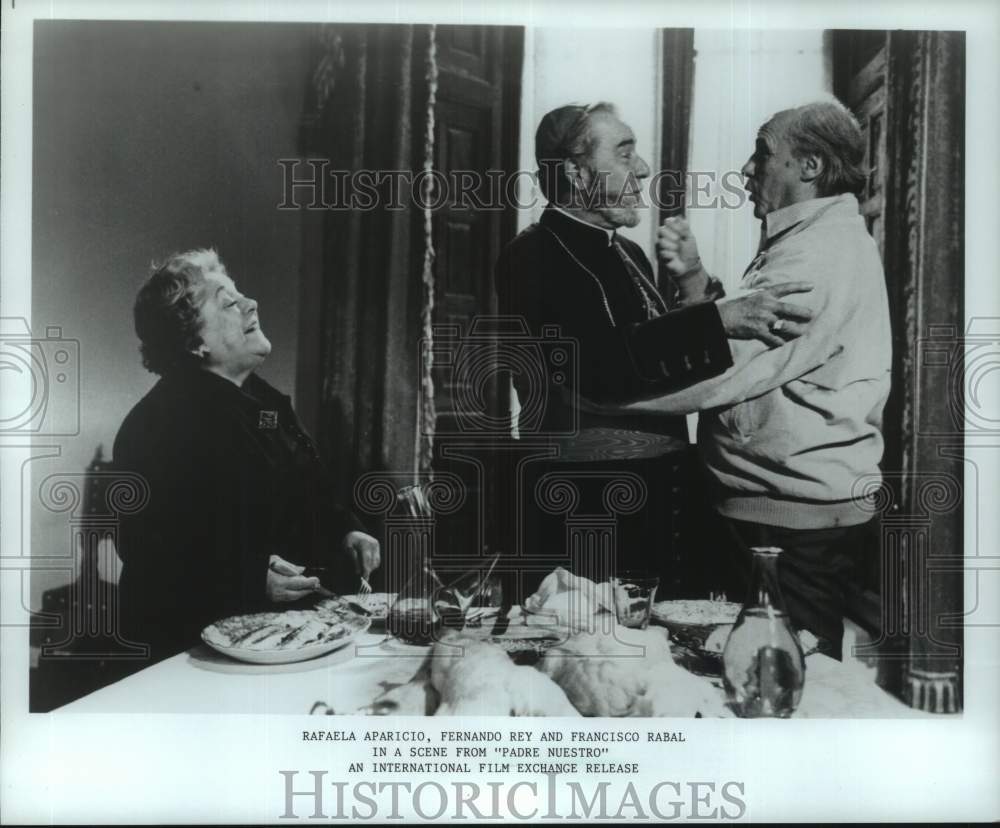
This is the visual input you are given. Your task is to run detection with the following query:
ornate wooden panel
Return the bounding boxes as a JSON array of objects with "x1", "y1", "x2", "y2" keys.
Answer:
[
  {"x1": 853, "y1": 45, "x2": 888, "y2": 254},
  {"x1": 834, "y1": 30, "x2": 965, "y2": 711},
  {"x1": 430, "y1": 25, "x2": 523, "y2": 435}
]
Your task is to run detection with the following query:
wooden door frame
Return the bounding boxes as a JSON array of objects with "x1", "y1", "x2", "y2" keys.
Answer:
[{"x1": 835, "y1": 29, "x2": 965, "y2": 711}]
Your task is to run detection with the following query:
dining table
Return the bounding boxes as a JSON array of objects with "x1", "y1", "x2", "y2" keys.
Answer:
[{"x1": 59, "y1": 606, "x2": 930, "y2": 719}]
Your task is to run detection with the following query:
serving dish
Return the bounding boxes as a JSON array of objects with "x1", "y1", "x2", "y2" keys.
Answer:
[
  {"x1": 201, "y1": 604, "x2": 370, "y2": 665},
  {"x1": 652, "y1": 599, "x2": 741, "y2": 647},
  {"x1": 650, "y1": 599, "x2": 741, "y2": 674}
]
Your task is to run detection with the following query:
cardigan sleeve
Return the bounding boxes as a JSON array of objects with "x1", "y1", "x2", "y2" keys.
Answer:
[{"x1": 608, "y1": 239, "x2": 860, "y2": 415}]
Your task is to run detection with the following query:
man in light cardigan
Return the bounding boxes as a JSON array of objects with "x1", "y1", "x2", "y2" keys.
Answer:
[{"x1": 602, "y1": 99, "x2": 892, "y2": 657}]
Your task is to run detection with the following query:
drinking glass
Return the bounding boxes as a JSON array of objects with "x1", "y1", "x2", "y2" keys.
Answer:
[
  {"x1": 612, "y1": 572, "x2": 660, "y2": 629},
  {"x1": 429, "y1": 554, "x2": 501, "y2": 630}
]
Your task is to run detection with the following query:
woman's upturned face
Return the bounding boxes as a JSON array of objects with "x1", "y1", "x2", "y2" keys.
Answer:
[{"x1": 194, "y1": 269, "x2": 271, "y2": 384}]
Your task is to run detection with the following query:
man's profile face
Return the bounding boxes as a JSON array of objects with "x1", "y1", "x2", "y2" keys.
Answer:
[
  {"x1": 741, "y1": 113, "x2": 804, "y2": 219},
  {"x1": 575, "y1": 112, "x2": 651, "y2": 229}
]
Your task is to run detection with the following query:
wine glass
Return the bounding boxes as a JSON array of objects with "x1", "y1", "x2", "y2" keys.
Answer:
[{"x1": 433, "y1": 555, "x2": 501, "y2": 631}]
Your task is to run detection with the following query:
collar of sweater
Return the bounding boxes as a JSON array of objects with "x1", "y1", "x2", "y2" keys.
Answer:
[{"x1": 763, "y1": 192, "x2": 860, "y2": 242}]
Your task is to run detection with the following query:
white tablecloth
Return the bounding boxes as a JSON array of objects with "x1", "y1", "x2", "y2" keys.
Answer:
[{"x1": 60, "y1": 618, "x2": 927, "y2": 718}]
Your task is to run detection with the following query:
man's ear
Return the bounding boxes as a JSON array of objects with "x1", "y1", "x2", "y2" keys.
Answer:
[
  {"x1": 562, "y1": 157, "x2": 589, "y2": 193},
  {"x1": 189, "y1": 341, "x2": 209, "y2": 360},
  {"x1": 799, "y1": 153, "x2": 824, "y2": 184}
]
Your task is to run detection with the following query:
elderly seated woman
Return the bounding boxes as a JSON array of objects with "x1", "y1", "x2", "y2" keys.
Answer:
[{"x1": 114, "y1": 248, "x2": 380, "y2": 664}]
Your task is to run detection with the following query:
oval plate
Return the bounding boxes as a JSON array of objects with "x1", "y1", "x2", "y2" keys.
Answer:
[
  {"x1": 651, "y1": 599, "x2": 742, "y2": 628},
  {"x1": 201, "y1": 607, "x2": 371, "y2": 665}
]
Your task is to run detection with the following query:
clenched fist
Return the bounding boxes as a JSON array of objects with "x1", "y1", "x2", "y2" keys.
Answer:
[{"x1": 657, "y1": 216, "x2": 702, "y2": 278}]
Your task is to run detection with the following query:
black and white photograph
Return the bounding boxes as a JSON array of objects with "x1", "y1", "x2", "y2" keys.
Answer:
[{"x1": 1, "y1": 0, "x2": 997, "y2": 823}]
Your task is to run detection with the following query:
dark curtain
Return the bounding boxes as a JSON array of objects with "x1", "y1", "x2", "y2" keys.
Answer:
[{"x1": 301, "y1": 24, "x2": 431, "y2": 506}]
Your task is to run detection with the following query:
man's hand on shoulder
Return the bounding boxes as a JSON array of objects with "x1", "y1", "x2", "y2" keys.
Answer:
[{"x1": 717, "y1": 282, "x2": 815, "y2": 347}]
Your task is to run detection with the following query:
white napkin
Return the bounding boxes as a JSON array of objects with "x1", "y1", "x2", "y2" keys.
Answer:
[{"x1": 523, "y1": 567, "x2": 612, "y2": 616}]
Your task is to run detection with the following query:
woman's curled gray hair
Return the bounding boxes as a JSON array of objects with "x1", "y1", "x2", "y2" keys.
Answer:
[{"x1": 134, "y1": 248, "x2": 223, "y2": 375}]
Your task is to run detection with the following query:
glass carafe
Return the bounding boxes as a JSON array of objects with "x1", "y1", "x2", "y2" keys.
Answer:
[{"x1": 722, "y1": 547, "x2": 805, "y2": 717}]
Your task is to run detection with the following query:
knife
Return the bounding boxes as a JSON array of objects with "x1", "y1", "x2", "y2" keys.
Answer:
[{"x1": 344, "y1": 598, "x2": 373, "y2": 616}]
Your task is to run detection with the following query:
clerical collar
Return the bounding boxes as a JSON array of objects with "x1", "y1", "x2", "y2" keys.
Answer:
[{"x1": 551, "y1": 206, "x2": 616, "y2": 244}]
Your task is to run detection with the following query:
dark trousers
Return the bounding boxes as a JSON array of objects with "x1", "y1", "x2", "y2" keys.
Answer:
[{"x1": 723, "y1": 517, "x2": 874, "y2": 660}]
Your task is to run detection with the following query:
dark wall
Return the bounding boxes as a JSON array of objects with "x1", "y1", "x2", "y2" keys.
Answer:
[{"x1": 30, "y1": 20, "x2": 315, "y2": 604}]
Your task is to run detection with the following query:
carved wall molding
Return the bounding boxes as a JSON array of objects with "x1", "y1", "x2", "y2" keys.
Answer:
[{"x1": 878, "y1": 30, "x2": 966, "y2": 712}]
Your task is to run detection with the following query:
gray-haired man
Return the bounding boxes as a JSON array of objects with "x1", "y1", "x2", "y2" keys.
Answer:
[{"x1": 620, "y1": 99, "x2": 892, "y2": 656}]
